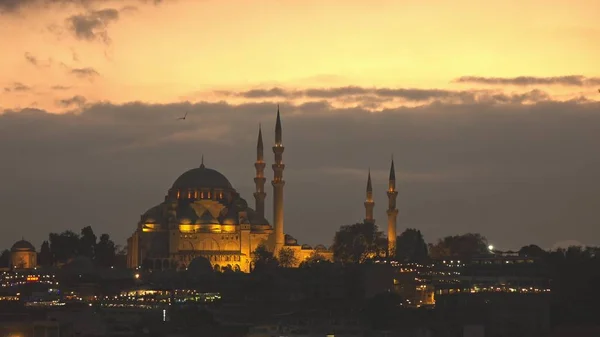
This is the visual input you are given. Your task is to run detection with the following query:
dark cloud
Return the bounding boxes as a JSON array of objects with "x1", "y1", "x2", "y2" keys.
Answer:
[
  {"x1": 57, "y1": 94, "x2": 86, "y2": 107},
  {"x1": 23, "y1": 52, "x2": 54, "y2": 68},
  {"x1": 217, "y1": 86, "x2": 551, "y2": 105},
  {"x1": 51, "y1": 85, "x2": 71, "y2": 90},
  {"x1": 0, "y1": 0, "x2": 164, "y2": 13},
  {"x1": 454, "y1": 75, "x2": 600, "y2": 87},
  {"x1": 70, "y1": 67, "x2": 99, "y2": 79},
  {"x1": 0, "y1": 99, "x2": 599, "y2": 252},
  {"x1": 24, "y1": 52, "x2": 38, "y2": 66},
  {"x1": 66, "y1": 8, "x2": 119, "y2": 43},
  {"x1": 3, "y1": 82, "x2": 31, "y2": 92},
  {"x1": 0, "y1": 0, "x2": 167, "y2": 45}
]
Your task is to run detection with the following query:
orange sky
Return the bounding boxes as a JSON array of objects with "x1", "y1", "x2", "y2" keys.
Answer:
[{"x1": 1, "y1": 0, "x2": 599, "y2": 110}]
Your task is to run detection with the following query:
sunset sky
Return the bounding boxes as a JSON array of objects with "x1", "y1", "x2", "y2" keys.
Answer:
[{"x1": 1, "y1": 0, "x2": 599, "y2": 251}]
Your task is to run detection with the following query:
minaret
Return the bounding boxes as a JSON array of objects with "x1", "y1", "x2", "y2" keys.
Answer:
[
  {"x1": 253, "y1": 125, "x2": 267, "y2": 219},
  {"x1": 364, "y1": 169, "x2": 375, "y2": 224},
  {"x1": 387, "y1": 157, "x2": 399, "y2": 257},
  {"x1": 272, "y1": 105, "x2": 285, "y2": 254}
]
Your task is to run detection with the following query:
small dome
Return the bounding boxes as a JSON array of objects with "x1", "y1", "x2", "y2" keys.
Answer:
[
  {"x1": 11, "y1": 239, "x2": 35, "y2": 252},
  {"x1": 285, "y1": 234, "x2": 298, "y2": 246},
  {"x1": 172, "y1": 165, "x2": 233, "y2": 190},
  {"x1": 315, "y1": 244, "x2": 327, "y2": 251},
  {"x1": 301, "y1": 244, "x2": 313, "y2": 250},
  {"x1": 141, "y1": 205, "x2": 162, "y2": 222},
  {"x1": 222, "y1": 208, "x2": 239, "y2": 225}
]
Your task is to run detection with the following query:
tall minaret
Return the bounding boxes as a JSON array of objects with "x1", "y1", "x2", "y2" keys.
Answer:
[
  {"x1": 364, "y1": 169, "x2": 375, "y2": 224},
  {"x1": 387, "y1": 157, "x2": 399, "y2": 257},
  {"x1": 272, "y1": 106, "x2": 285, "y2": 254},
  {"x1": 253, "y1": 125, "x2": 266, "y2": 219}
]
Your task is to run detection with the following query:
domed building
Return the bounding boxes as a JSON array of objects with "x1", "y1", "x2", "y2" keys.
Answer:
[
  {"x1": 11, "y1": 239, "x2": 37, "y2": 269},
  {"x1": 127, "y1": 108, "x2": 333, "y2": 272}
]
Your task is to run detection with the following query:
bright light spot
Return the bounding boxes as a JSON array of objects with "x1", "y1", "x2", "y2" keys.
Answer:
[
  {"x1": 488, "y1": 245, "x2": 494, "y2": 251},
  {"x1": 134, "y1": 273, "x2": 140, "y2": 279}
]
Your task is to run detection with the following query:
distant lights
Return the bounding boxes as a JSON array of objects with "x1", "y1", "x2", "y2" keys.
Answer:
[{"x1": 488, "y1": 245, "x2": 494, "y2": 251}]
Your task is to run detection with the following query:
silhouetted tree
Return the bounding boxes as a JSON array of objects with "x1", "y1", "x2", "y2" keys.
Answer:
[
  {"x1": 299, "y1": 251, "x2": 331, "y2": 268},
  {"x1": 188, "y1": 256, "x2": 213, "y2": 275},
  {"x1": 49, "y1": 230, "x2": 80, "y2": 263},
  {"x1": 114, "y1": 245, "x2": 128, "y2": 269},
  {"x1": 0, "y1": 249, "x2": 10, "y2": 268},
  {"x1": 428, "y1": 233, "x2": 488, "y2": 260},
  {"x1": 518, "y1": 244, "x2": 546, "y2": 258},
  {"x1": 38, "y1": 241, "x2": 52, "y2": 267},
  {"x1": 252, "y1": 244, "x2": 278, "y2": 271},
  {"x1": 278, "y1": 247, "x2": 298, "y2": 268},
  {"x1": 396, "y1": 228, "x2": 429, "y2": 263},
  {"x1": 79, "y1": 226, "x2": 97, "y2": 258},
  {"x1": 545, "y1": 245, "x2": 600, "y2": 325},
  {"x1": 332, "y1": 222, "x2": 383, "y2": 263},
  {"x1": 95, "y1": 233, "x2": 116, "y2": 267}
]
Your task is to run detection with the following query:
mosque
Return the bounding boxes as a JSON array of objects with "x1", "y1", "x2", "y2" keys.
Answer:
[{"x1": 126, "y1": 107, "x2": 399, "y2": 273}]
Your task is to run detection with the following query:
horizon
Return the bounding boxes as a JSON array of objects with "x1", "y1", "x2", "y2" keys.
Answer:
[{"x1": 1, "y1": 0, "x2": 599, "y2": 251}]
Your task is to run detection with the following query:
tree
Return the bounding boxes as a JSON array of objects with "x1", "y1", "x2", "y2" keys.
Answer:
[
  {"x1": 0, "y1": 249, "x2": 10, "y2": 268},
  {"x1": 518, "y1": 244, "x2": 546, "y2": 258},
  {"x1": 95, "y1": 233, "x2": 116, "y2": 267},
  {"x1": 332, "y1": 222, "x2": 383, "y2": 263},
  {"x1": 49, "y1": 230, "x2": 80, "y2": 263},
  {"x1": 252, "y1": 244, "x2": 278, "y2": 271},
  {"x1": 79, "y1": 226, "x2": 97, "y2": 259},
  {"x1": 278, "y1": 247, "x2": 298, "y2": 268},
  {"x1": 188, "y1": 256, "x2": 213, "y2": 275},
  {"x1": 114, "y1": 245, "x2": 128, "y2": 269},
  {"x1": 299, "y1": 251, "x2": 331, "y2": 268},
  {"x1": 396, "y1": 228, "x2": 429, "y2": 263},
  {"x1": 39, "y1": 241, "x2": 53, "y2": 267},
  {"x1": 428, "y1": 233, "x2": 488, "y2": 260}
]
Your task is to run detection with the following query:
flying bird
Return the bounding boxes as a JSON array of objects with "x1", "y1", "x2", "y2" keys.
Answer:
[{"x1": 177, "y1": 112, "x2": 188, "y2": 120}]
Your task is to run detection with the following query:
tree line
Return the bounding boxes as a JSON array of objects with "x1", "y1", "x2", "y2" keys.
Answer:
[
  {"x1": 330, "y1": 221, "x2": 492, "y2": 264},
  {"x1": 0, "y1": 225, "x2": 125, "y2": 269}
]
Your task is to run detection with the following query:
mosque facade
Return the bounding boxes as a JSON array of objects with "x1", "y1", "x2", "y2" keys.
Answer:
[{"x1": 126, "y1": 108, "x2": 334, "y2": 272}]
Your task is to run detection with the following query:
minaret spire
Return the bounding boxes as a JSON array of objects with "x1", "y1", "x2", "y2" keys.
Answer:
[
  {"x1": 254, "y1": 124, "x2": 267, "y2": 219},
  {"x1": 387, "y1": 156, "x2": 399, "y2": 257},
  {"x1": 272, "y1": 105, "x2": 285, "y2": 255},
  {"x1": 200, "y1": 154, "x2": 205, "y2": 168},
  {"x1": 275, "y1": 104, "x2": 282, "y2": 145},
  {"x1": 364, "y1": 168, "x2": 375, "y2": 224}
]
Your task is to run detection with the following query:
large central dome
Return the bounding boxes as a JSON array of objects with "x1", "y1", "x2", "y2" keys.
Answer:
[{"x1": 172, "y1": 164, "x2": 233, "y2": 190}]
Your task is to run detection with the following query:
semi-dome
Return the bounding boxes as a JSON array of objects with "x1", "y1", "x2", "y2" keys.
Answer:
[
  {"x1": 172, "y1": 164, "x2": 233, "y2": 190},
  {"x1": 11, "y1": 239, "x2": 35, "y2": 252}
]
